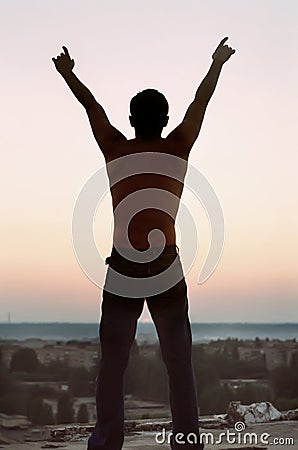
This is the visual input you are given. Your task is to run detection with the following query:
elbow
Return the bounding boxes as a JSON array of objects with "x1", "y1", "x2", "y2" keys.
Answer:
[{"x1": 84, "y1": 96, "x2": 97, "y2": 111}]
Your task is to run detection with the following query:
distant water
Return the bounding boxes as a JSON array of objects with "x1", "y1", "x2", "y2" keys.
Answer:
[{"x1": 0, "y1": 322, "x2": 297, "y2": 343}]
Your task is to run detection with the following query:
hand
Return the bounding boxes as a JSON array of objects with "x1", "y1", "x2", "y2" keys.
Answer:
[
  {"x1": 212, "y1": 37, "x2": 235, "y2": 63},
  {"x1": 52, "y1": 46, "x2": 75, "y2": 75}
]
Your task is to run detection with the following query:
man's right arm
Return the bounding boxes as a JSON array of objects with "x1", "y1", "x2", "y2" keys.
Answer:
[
  {"x1": 52, "y1": 46, "x2": 126, "y2": 152},
  {"x1": 167, "y1": 37, "x2": 235, "y2": 151}
]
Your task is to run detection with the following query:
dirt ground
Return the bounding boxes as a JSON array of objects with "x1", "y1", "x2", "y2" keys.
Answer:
[{"x1": 2, "y1": 420, "x2": 297, "y2": 449}]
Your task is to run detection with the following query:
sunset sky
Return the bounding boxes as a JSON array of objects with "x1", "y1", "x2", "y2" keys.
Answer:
[{"x1": 1, "y1": 0, "x2": 297, "y2": 323}]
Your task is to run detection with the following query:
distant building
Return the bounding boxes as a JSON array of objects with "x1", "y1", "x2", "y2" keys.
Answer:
[
  {"x1": 238, "y1": 347, "x2": 265, "y2": 365},
  {"x1": 0, "y1": 413, "x2": 30, "y2": 429},
  {"x1": 237, "y1": 342, "x2": 298, "y2": 370},
  {"x1": 0, "y1": 341, "x2": 99, "y2": 370},
  {"x1": 36, "y1": 342, "x2": 99, "y2": 369},
  {"x1": 193, "y1": 338, "x2": 298, "y2": 371},
  {"x1": 263, "y1": 347, "x2": 296, "y2": 370},
  {"x1": 0, "y1": 343, "x2": 21, "y2": 367},
  {"x1": 73, "y1": 397, "x2": 97, "y2": 422}
]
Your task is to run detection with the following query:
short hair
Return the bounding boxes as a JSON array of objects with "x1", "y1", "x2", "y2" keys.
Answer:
[{"x1": 130, "y1": 89, "x2": 169, "y2": 138}]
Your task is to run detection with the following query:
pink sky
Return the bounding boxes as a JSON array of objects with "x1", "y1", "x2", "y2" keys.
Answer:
[{"x1": 1, "y1": 1, "x2": 297, "y2": 322}]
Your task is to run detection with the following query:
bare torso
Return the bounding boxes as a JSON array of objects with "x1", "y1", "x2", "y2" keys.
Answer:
[
  {"x1": 105, "y1": 138, "x2": 189, "y2": 250},
  {"x1": 53, "y1": 38, "x2": 234, "y2": 250}
]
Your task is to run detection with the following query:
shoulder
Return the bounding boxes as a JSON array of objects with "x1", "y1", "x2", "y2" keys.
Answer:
[
  {"x1": 86, "y1": 102, "x2": 127, "y2": 153},
  {"x1": 164, "y1": 129, "x2": 193, "y2": 159},
  {"x1": 102, "y1": 137, "x2": 134, "y2": 162}
]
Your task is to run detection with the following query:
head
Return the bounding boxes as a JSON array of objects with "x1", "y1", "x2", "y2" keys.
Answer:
[{"x1": 129, "y1": 89, "x2": 169, "y2": 139}]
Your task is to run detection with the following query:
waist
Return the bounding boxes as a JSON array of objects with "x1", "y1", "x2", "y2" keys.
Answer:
[
  {"x1": 113, "y1": 223, "x2": 176, "y2": 250},
  {"x1": 106, "y1": 245, "x2": 183, "y2": 279},
  {"x1": 113, "y1": 244, "x2": 178, "y2": 254},
  {"x1": 106, "y1": 244, "x2": 179, "y2": 266}
]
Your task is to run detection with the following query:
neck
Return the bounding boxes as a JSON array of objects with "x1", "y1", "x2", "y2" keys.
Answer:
[{"x1": 135, "y1": 132, "x2": 162, "y2": 141}]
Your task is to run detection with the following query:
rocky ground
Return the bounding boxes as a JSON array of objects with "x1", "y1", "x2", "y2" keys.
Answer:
[{"x1": 1, "y1": 419, "x2": 297, "y2": 450}]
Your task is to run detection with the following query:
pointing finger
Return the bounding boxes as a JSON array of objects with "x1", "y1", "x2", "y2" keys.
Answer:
[
  {"x1": 62, "y1": 46, "x2": 70, "y2": 57},
  {"x1": 214, "y1": 36, "x2": 228, "y2": 52},
  {"x1": 220, "y1": 36, "x2": 229, "y2": 46}
]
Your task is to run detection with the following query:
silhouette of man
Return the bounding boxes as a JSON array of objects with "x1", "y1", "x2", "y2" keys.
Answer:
[{"x1": 53, "y1": 37, "x2": 235, "y2": 450}]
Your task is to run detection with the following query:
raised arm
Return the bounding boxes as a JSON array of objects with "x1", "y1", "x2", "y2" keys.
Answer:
[
  {"x1": 168, "y1": 37, "x2": 235, "y2": 151},
  {"x1": 52, "y1": 46, "x2": 126, "y2": 152}
]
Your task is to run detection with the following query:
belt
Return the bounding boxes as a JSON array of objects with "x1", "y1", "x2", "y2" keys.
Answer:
[{"x1": 105, "y1": 244, "x2": 179, "y2": 265}]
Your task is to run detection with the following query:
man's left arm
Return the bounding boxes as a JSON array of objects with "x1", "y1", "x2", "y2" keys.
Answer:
[{"x1": 167, "y1": 37, "x2": 235, "y2": 151}]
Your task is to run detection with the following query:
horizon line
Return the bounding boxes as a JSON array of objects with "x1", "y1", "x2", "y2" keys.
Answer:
[{"x1": 1, "y1": 321, "x2": 298, "y2": 325}]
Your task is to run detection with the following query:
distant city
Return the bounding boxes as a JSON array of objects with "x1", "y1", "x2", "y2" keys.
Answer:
[
  {"x1": 1, "y1": 321, "x2": 298, "y2": 432},
  {"x1": 0, "y1": 322, "x2": 297, "y2": 343}
]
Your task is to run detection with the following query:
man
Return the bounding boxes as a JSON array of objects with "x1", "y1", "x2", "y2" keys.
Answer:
[{"x1": 52, "y1": 37, "x2": 235, "y2": 450}]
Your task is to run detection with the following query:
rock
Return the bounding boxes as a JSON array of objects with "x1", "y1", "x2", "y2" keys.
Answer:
[
  {"x1": 48, "y1": 424, "x2": 94, "y2": 442},
  {"x1": 0, "y1": 433, "x2": 17, "y2": 445},
  {"x1": 41, "y1": 444, "x2": 67, "y2": 449},
  {"x1": 135, "y1": 420, "x2": 172, "y2": 432},
  {"x1": 287, "y1": 408, "x2": 298, "y2": 420},
  {"x1": 226, "y1": 401, "x2": 282, "y2": 425},
  {"x1": 199, "y1": 415, "x2": 229, "y2": 429}
]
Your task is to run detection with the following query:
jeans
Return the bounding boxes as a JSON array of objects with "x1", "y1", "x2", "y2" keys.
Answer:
[{"x1": 87, "y1": 246, "x2": 204, "y2": 450}]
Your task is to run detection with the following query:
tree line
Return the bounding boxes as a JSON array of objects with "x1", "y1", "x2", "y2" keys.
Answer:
[{"x1": 1, "y1": 341, "x2": 298, "y2": 424}]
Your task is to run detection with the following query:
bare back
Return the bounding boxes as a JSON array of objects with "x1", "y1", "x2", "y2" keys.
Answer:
[{"x1": 105, "y1": 138, "x2": 189, "y2": 250}]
